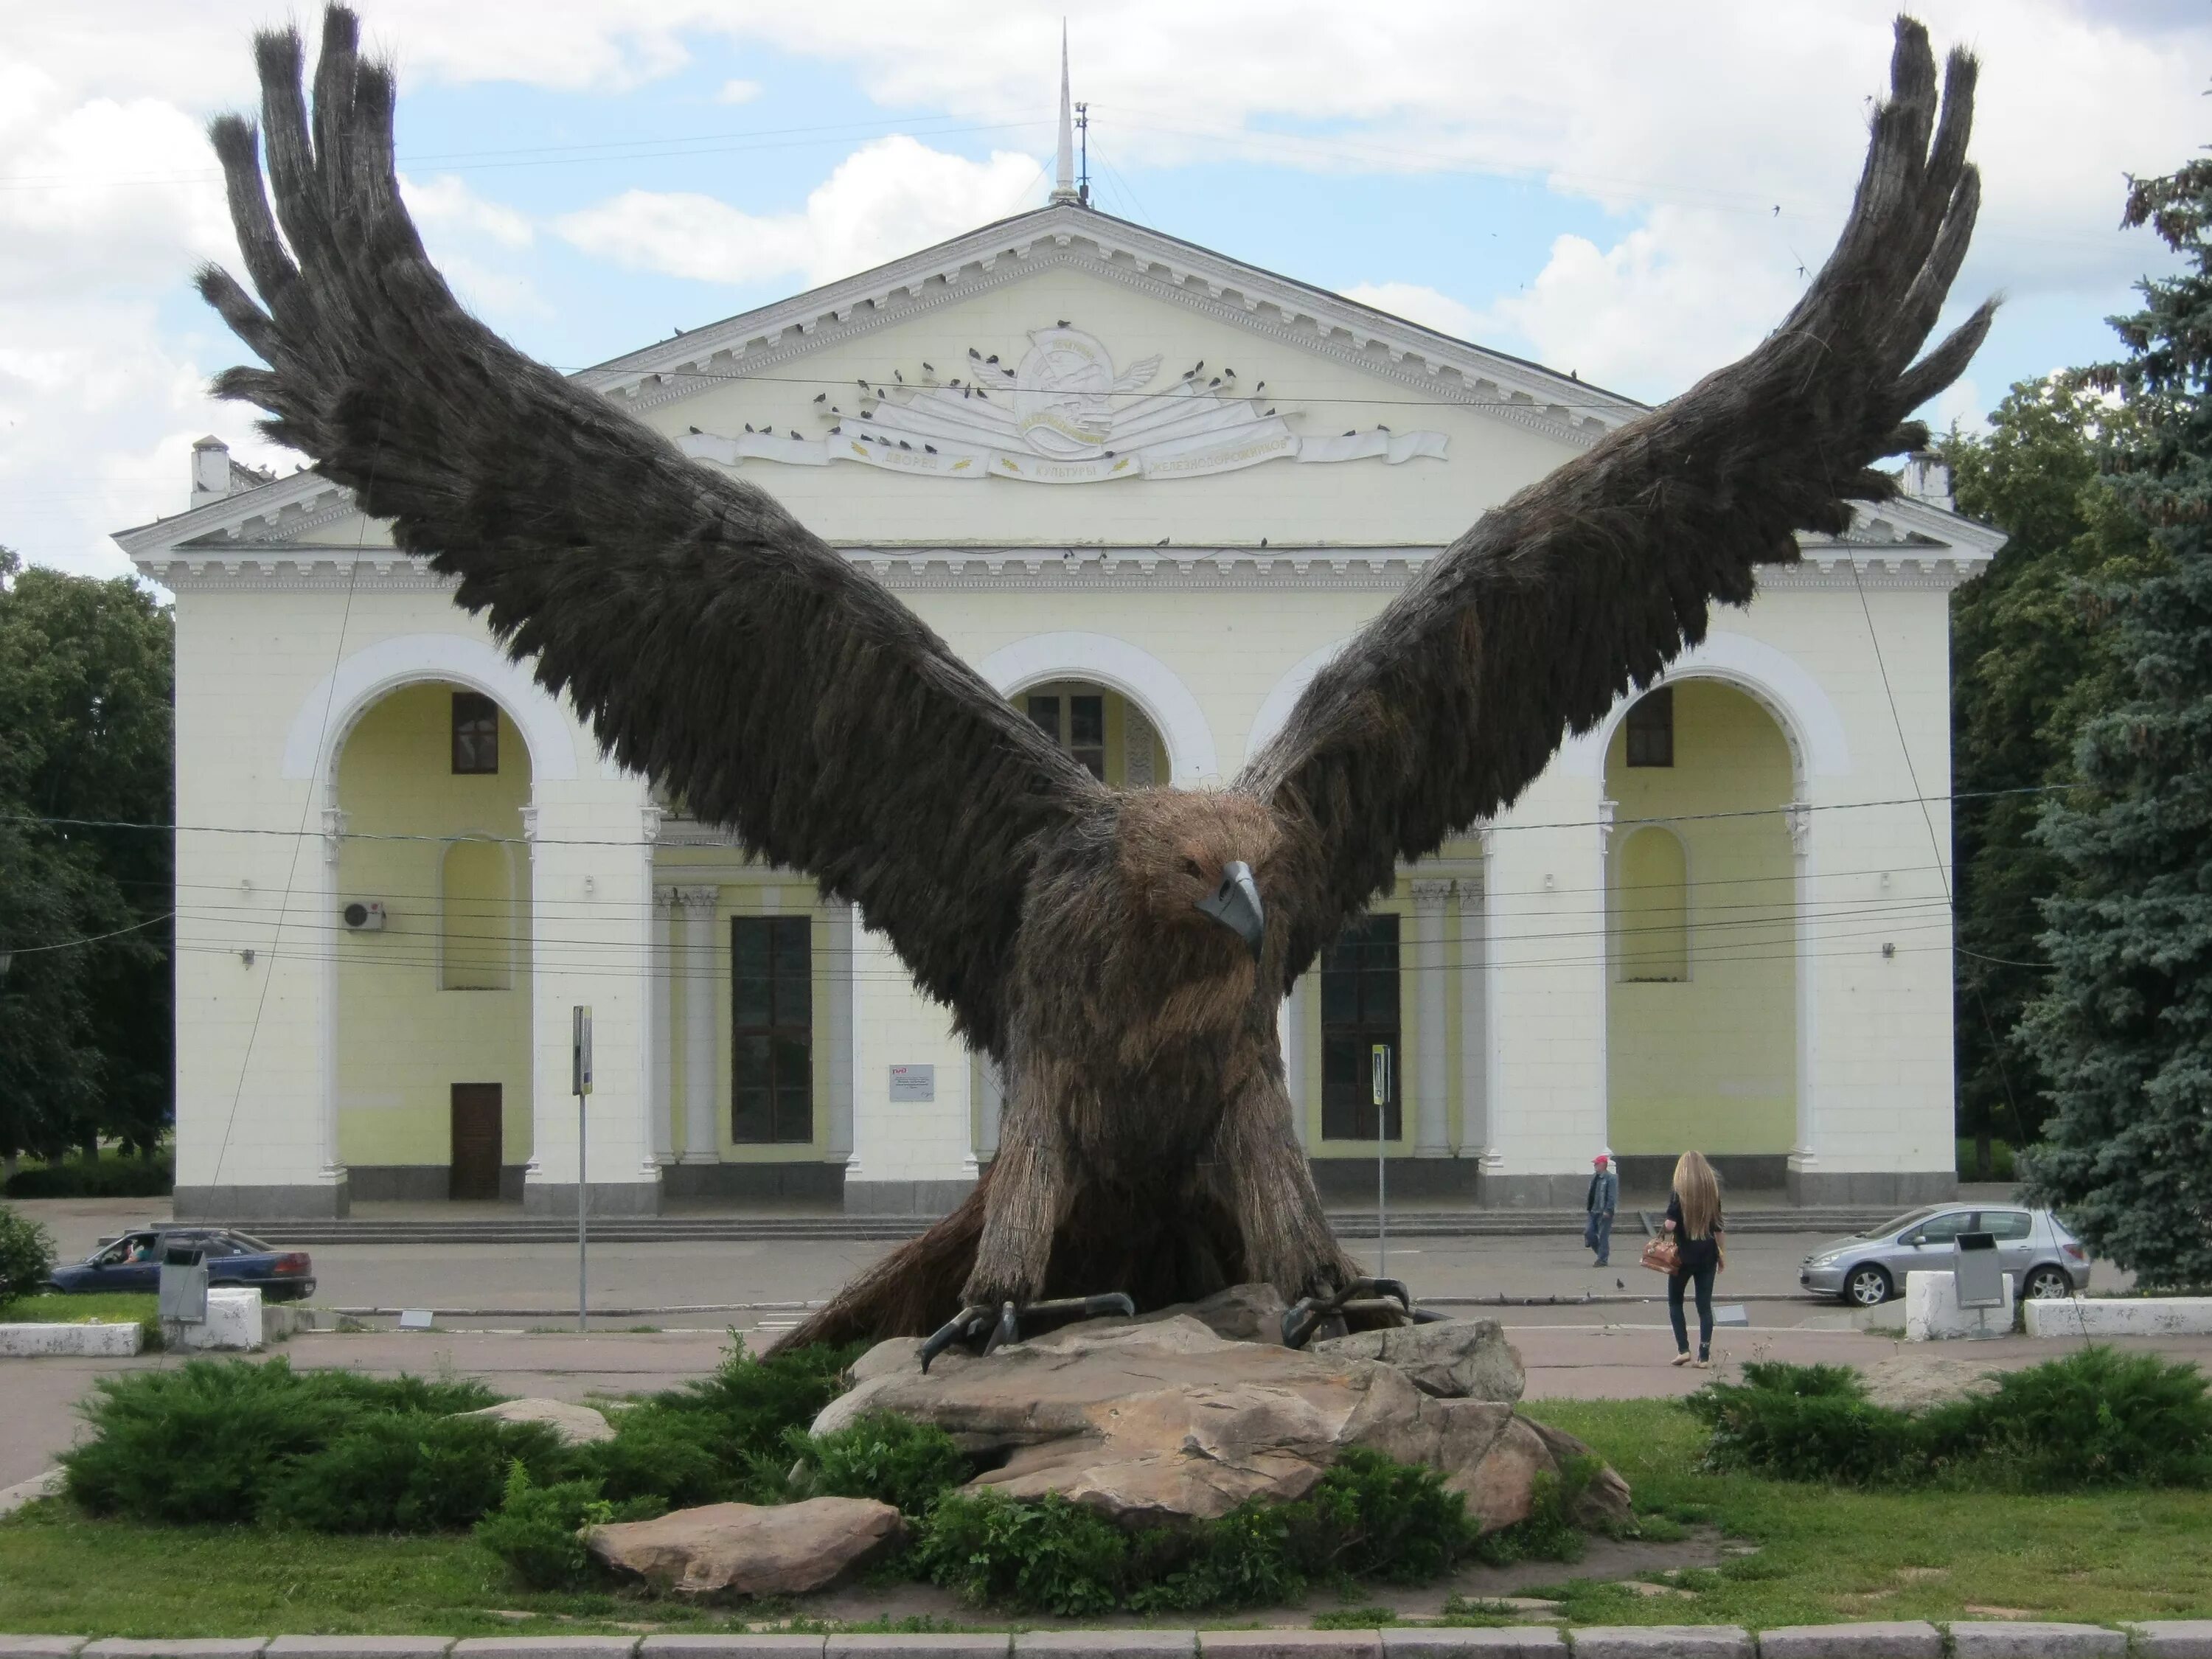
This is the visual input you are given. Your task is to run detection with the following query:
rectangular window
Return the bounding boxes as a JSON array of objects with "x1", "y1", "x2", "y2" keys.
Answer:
[
  {"x1": 1625, "y1": 686, "x2": 1674, "y2": 768},
  {"x1": 731, "y1": 916, "x2": 813, "y2": 1144},
  {"x1": 451, "y1": 690, "x2": 500, "y2": 775},
  {"x1": 1320, "y1": 913, "x2": 1402, "y2": 1141},
  {"x1": 1025, "y1": 695, "x2": 1060, "y2": 741},
  {"x1": 1068, "y1": 694, "x2": 1106, "y2": 779}
]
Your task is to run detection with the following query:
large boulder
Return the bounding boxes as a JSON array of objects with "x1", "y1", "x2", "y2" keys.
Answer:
[
  {"x1": 817, "y1": 1315, "x2": 1625, "y2": 1534},
  {"x1": 1311, "y1": 1318, "x2": 1526, "y2": 1402},
  {"x1": 585, "y1": 1496, "x2": 902, "y2": 1595},
  {"x1": 459, "y1": 1397, "x2": 614, "y2": 1445}
]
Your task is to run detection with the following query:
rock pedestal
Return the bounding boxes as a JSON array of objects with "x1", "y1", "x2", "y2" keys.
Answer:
[
  {"x1": 459, "y1": 1398, "x2": 615, "y2": 1445},
  {"x1": 585, "y1": 1497, "x2": 902, "y2": 1595},
  {"x1": 816, "y1": 1311, "x2": 1625, "y2": 1534}
]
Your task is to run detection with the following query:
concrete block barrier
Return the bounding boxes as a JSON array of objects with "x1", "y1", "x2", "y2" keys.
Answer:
[
  {"x1": 1016, "y1": 1635, "x2": 1198, "y2": 1657},
  {"x1": 451, "y1": 1643, "x2": 639, "y2": 1659},
  {"x1": 640, "y1": 1641, "x2": 826, "y2": 1659},
  {"x1": 0, "y1": 1321, "x2": 144, "y2": 1357},
  {"x1": 1382, "y1": 1632, "x2": 1565, "y2": 1658},
  {"x1": 1198, "y1": 1637, "x2": 1382, "y2": 1659},
  {"x1": 2129, "y1": 1623, "x2": 2212, "y2": 1659},
  {"x1": 2025, "y1": 1298, "x2": 2212, "y2": 1338},
  {"x1": 1754, "y1": 1624, "x2": 1941, "y2": 1659},
  {"x1": 1565, "y1": 1630, "x2": 1753, "y2": 1659},
  {"x1": 825, "y1": 1640, "x2": 1012, "y2": 1659},
  {"x1": 82, "y1": 1645, "x2": 268, "y2": 1659},
  {"x1": 1904, "y1": 1271, "x2": 2013, "y2": 1342},
  {"x1": 265, "y1": 1643, "x2": 455, "y2": 1659},
  {"x1": 1946, "y1": 1625, "x2": 2125, "y2": 1659}
]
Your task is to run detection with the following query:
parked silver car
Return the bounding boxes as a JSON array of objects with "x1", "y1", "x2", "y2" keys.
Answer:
[{"x1": 1800, "y1": 1203, "x2": 2091, "y2": 1307}]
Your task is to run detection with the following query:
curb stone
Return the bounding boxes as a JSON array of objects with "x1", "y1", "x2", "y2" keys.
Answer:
[
  {"x1": 451, "y1": 1644, "x2": 639, "y2": 1659},
  {"x1": 1947, "y1": 1628, "x2": 2126, "y2": 1659},
  {"x1": 0, "y1": 1642, "x2": 89, "y2": 1659},
  {"x1": 2129, "y1": 1626, "x2": 2212, "y2": 1659},
  {"x1": 640, "y1": 1642, "x2": 826, "y2": 1659},
  {"x1": 1015, "y1": 1635, "x2": 1199, "y2": 1656},
  {"x1": 824, "y1": 1641, "x2": 1011, "y2": 1658},
  {"x1": 1755, "y1": 1625, "x2": 1942, "y2": 1659},
  {"x1": 1197, "y1": 1635, "x2": 1382, "y2": 1659},
  {"x1": 265, "y1": 1643, "x2": 456, "y2": 1659},
  {"x1": 83, "y1": 1646, "x2": 268, "y2": 1659},
  {"x1": 1382, "y1": 1631, "x2": 1566, "y2": 1657},
  {"x1": 1566, "y1": 1631, "x2": 1753, "y2": 1659}
]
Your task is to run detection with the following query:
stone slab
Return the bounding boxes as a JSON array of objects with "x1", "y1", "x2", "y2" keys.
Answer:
[
  {"x1": 1198, "y1": 1635, "x2": 1381, "y2": 1659},
  {"x1": 825, "y1": 1641, "x2": 1009, "y2": 1659},
  {"x1": 83, "y1": 1645, "x2": 268, "y2": 1659},
  {"x1": 0, "y1": 1641, "x2": 89, "y2": 1658},
  {"x1": 0, "y1": 1467, "x2": 66, "y2": 1515},
  {"x1": 1754, "y1": 1626, "x2": 1941, "y2": 1659},
  {"x1": 640, "y1": 1641, "x2": 826, "y2": 1659},
  {"x1": 1904, "y1": 1271, "x2": 2014, "y2": 1343},
  {"x1": 0, "y1": 1321, "x2": 144, "y2": 1357},
  {"x1": 265, "y1": 1642, "x2": 456, "y2": 1659},
  {"x1": 1946, "y1": 1626, "x2": 2125, "y2": 1659},
  {"x1": 1382, "y1": 1631, "x2": 1565, "y2": 1658},
  {"x1": 1566, "y1": 1630, "x2": 1752, "y2": 1659},
  {"x1": 2129, "y1": 1624, "x2": 2212, "y2": 1659},
  {"x1": 451, "y1": 1644, "x2": 639, "y2": 1659},
  {"x1": 1016, "y1": 1637, "x2": 1197, "y2": 1658},
  {"x1": 2025, "y1": 1298, "x2": 2212, "y2": 1338}
]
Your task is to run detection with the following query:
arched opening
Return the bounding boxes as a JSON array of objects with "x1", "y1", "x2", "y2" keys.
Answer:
[
  {"x1": 1606, "y1": 681, "x2": 1796, "y2": 1190},
  {"x1": 334, "y1": 681, "x2": 534, "y2": 1202},
  {"x1": 1011, "y1": 678, "x2": 1169, "y2": 786}
]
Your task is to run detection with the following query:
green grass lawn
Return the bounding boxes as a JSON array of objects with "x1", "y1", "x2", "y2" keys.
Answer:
[
  {"x1": 0, "y1": 1293, "x2": 158, "y2": 1328},
  {"x1": 1, "y1": 1398, "x2": 2208, "y2": 1635}
]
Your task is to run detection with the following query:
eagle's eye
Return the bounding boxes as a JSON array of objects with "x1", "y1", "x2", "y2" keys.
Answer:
[{"x1": 1180, "y1": 856, "x2": 1206, "y2": 880}]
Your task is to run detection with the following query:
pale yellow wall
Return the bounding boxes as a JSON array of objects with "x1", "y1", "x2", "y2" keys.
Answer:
[
  {"x1": 334, "y1": 683, "x2": 534, "y2": 1169},
  {"x1": 1604, "y1": 682, "x2": 1795, "y2": 1157}
]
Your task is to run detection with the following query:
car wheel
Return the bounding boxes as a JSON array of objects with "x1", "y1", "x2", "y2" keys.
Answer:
[
  {"x1": 1844, "y1": 1264, "x2": 1894, "y2": 1307},
  {"x1": 2024, "y1": 1265, "x2": 2073, "y2": 1300}
]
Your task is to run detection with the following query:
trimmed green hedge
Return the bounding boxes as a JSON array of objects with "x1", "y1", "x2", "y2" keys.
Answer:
[{"x1": 4, "y1": 1152, "x2": 174, "y2": 1199}]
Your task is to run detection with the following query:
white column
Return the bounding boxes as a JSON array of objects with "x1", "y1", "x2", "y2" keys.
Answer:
[
  {"x1": 678, "y1": 886, "x2": 720, "y2": 1164},
  {"x1": 824, "y1": 897, "x2": 857, "y2": 1164},
  {"x1": 649, "y1": 886, "x2": 675, "y2": 1165},
  {"x1": 1411, "y1": 878, "x2": 1453, "y2": 1157},
  {"x1": 1456, "y1": 861, "x2": 1486, "y2": 1159},
  {"x1": 316, "y1": 793, "x2": 348, "y2": 1192},
  {"x1": 1281, "y1": 977, "x2": 1309, "y2": 1149},
  {"x1": 1786, "y1": 801, "x2": 1820, "y2": 1187}
]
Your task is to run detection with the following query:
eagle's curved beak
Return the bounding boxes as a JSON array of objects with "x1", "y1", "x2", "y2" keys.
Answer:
[{"x1": 1196, "y1": 860, "x2": 1265, "y2": 961}]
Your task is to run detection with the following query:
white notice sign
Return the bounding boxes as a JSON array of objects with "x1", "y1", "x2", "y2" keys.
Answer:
[{"x1": 888, "y1": 1065, "x2": 936, "y2": 1102}]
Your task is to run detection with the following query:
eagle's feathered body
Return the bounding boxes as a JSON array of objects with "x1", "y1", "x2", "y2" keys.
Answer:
[{"x1": 195, "y1": 8, "x2": 1993, "y2": 1352}]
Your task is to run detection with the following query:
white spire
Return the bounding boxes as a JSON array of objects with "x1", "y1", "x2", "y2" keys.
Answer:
[{"x1": 1050, "y1": 21, "x2": 1080, "y2": 204}]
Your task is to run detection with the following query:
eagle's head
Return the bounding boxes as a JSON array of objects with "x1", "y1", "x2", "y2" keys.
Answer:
[{"x1": 1116, "y1": 789, "x2": 1278, "y2": 964}]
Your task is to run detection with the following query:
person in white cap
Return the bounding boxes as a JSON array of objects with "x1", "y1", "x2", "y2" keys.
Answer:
[{"x1": 1585, "y1": 1149, "x2": 1619, "y2": 1267}]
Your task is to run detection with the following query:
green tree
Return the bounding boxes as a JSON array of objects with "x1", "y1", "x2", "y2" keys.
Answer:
[
  {"x1": 2020, "y1": 155, "x2": 2212, "y2": 1287},
  {"x1": 0, "y1": 549, "x2": 175, "y2": 1167},
  {"x1": 1942, "y1": 380, "x2": 2154, "y2": 1172}
]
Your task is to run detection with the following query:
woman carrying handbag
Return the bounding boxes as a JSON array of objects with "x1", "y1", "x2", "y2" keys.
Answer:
[{"x1": 1649, "y1": 1150, "x2": 1725, "y2": 1368}]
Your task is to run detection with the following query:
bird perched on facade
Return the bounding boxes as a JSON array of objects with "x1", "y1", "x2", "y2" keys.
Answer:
[{"x1": 196, "y1": 7, "x2": 1989, "y2": 1357}]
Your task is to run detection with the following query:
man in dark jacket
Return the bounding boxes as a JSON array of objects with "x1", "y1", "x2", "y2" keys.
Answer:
[{"x1": 1584, "y1": 1150, "x2": 1618, "y2": 1267}]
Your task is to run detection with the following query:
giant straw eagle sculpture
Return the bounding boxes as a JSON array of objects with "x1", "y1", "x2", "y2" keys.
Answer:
[{"x1": 199, "y1": 7, "x2": 1989, "y2": 1359}]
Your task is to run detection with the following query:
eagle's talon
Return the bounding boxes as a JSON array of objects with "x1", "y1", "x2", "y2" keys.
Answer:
[{"x1": 919, "y1": 1304, "x2": 994, "y2": 1372}]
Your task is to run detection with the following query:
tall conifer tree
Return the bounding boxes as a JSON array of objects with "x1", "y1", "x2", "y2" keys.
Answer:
[{"x1": 2023, "y1": 155, "x2": 2212, "y2": 1286}]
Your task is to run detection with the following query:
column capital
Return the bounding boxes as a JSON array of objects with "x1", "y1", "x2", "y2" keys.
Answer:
[
  {"x1": 1411, "y1": 877, "x2": 1455, "y2": 911},
  {"x1": 518, "y1": 803, "x2": 540, "y2": 862},
  {"x1": 1596, "y1": 797, "x2": 1618, "y2": 851},
  {"x1": 640, "y1": 802, "x2": 664, "y2": 844},
  {"x1": 669, "y1": 884, "x2": 720, "y2": 911},
  {"x1": 1785, "y1": 801, "x2": 1812, "y2": 856},
  {"x1": 319, "y1": 804, "x2": 348, "y2": 866}
]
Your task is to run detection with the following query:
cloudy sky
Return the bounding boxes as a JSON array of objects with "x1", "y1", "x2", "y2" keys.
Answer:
[{"x1": 4, "y1": 1, "x2": 2202, "y2": 579}]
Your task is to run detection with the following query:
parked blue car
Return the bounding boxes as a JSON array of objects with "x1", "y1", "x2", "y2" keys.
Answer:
[{"x1": 49, "y1": 1226, "x2": 316, "y2": 1302}]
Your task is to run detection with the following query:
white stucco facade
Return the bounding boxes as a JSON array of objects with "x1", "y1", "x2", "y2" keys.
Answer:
[{"x1": 119, "y1": 203, "x2": 2001, "y2": 1218}]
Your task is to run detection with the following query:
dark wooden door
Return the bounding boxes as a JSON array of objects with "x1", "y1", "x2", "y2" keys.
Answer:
[{"x1": 450, "y1": 1084, "x2": 502, "y2": 1200}]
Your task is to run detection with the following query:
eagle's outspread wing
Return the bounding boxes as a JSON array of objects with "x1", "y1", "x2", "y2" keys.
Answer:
[
  {"x1": 196, "y1": 7, "x2": 1101, "y2": 1046},
  {"x1": 1240, "y1": 19, "x2": 1991, "y2": 983}
]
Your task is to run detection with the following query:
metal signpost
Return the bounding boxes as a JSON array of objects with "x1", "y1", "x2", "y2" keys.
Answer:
[
  {"x1": 572, "y1": 1004, "x2": 593, "y2": 1333},
  {"x1": 1371, "y1": 1043, "x2": 1391, "y2": 1279}
]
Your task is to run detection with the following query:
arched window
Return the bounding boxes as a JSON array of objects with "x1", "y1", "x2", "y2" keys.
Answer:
[
  {"x1": 1615, "y1": 827, "x2": 1688, "y2": 982},
  {"x1": 441, "y1": 838, "x2": 512, "y2": 990}
]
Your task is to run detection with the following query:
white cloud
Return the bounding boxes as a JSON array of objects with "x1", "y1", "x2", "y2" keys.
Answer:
[
  {"x1": 557, "y1": 135, "x2": 1043, "y2": 289},
  {"x1": 717, "y1": 77, "x2": 762, "y2": 105},
  {"x1": 1338, "y1": 282, "x2": 1482, "y2": 343},
  {"x1": 400, "y1": 173, "x2": 534, "y2": 249}
]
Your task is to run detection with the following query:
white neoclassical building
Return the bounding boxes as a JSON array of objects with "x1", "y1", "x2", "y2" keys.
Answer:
[{"x1": 119, "y1": 187, "x2": 2001, "y2": 1220}]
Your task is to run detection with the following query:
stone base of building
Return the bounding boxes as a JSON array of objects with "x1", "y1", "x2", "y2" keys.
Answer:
[
  {"x1": 843, "y1": 1178, "x2": 975, "y2": 1217},
  {"x1": 522, "y1": 1178, "x2": 664, "y2": 1217},
  {"x1": 346, "y1": 1164, "x2": 528, "y2": 1202},
  {"x1": 1471, "y1": 1171, "x2": 1592, "y2": 1208},
  {"x1": 1615, "y1": 1153, "x2": 1790, "y2": 1195},
  {"x1": 173, "y1": 1178, "x2": 352, "y2": 1220},
  {"x1": 1786, "y1": 1166, "x2": 1957, "y2": 1206},
  {"x1": 1309, "y1": 1155, "x2": 1482, "y2": 1201},
  {"x1": 663, "y1": 1160, "x2": 846, "y2": 1201}
]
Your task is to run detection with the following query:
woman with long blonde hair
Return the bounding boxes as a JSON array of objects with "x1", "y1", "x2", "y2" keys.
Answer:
[{"x1": 1662, "y1": 1151, "x2": 1726, "y2": 1367}]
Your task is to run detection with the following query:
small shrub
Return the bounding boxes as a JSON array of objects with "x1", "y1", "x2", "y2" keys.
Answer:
[
  {"x1": 1312, "y1": 1604, "x2": 1401, "y2": 1629},
  {"x1": 4, "y1": 1151, "x2": 173, "y2": 1200},
  {"x1": 916, "y1": 1489, "x2": 1127, "y2": 1617},
  {"x1": 578, "y1": 1402, "x2": 734, "y2": 1510},
  {"x1": 1470, "y1": 1458, "x2": 1593, "y2": 1567},
  {"x1": 0, "y1": 1203, "x2": 57, "y2": 1304},
  {"x1": 261, "y1": 1412, "x2": 568, "y2": 1532},
  {"x1": 473, "y1": 1463, "x2": 618, "y2": 1590},
  {"x1": 1302, "y1": 1447, "x2": 1476, "y2": 1582},
  {"x1": 1686, "y1": 1364, "x2": 1933, "y2": 1485},
  {"x1": 790, "y1": 1413, "x2": 969, "y2": 1517}
]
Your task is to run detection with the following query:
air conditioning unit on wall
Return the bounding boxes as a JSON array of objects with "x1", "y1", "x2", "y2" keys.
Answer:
[{"x1": 341, "y1": 900, "x2": 386, "y2": 931}]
